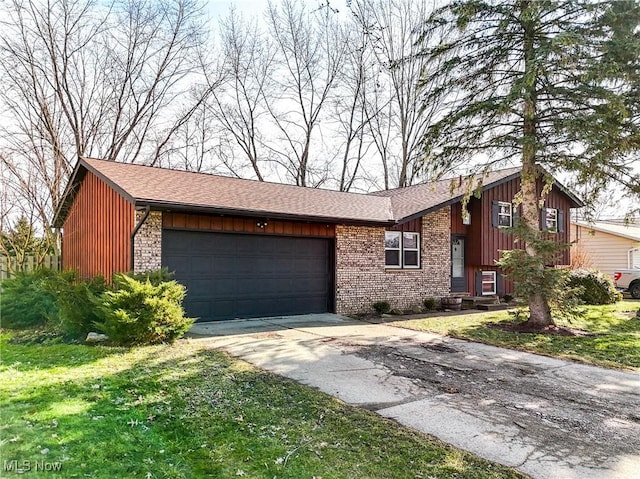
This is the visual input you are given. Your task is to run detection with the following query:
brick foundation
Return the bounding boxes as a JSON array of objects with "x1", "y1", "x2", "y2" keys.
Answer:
[
  {"x1": 335, "y1": 209, "x2": 451, "y2": 314},
  {"x1": 133, "y1": 210, "x2": 162, "y2": 273}
]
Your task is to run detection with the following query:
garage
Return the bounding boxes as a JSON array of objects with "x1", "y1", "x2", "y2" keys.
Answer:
[{"x1": 162, "y1": 229, "x2": 334, "y2": 321}]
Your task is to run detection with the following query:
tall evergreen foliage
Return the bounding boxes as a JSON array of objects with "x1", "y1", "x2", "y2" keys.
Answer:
[{"x1": 418, "y1": 0, "x2": 640, "y2": 328}]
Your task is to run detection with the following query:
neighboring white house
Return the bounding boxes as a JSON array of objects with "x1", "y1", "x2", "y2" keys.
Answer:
[{"x1": 570, "y1": 219, "x2": 640, "y2": 278}]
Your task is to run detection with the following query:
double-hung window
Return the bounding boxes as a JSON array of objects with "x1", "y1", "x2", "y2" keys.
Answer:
[
  {"x1": 543, "y1": 208, "x2": 558, "y2": 233},
  {"x1": 497, "y1": 202, "x2": 513, "y2": 228},
  {"x1": 481, "y1": 271, "x2": 497, "y2": 295},
  {"x1": 385, "y1": 231, "x2": 420, "y2": 268}
]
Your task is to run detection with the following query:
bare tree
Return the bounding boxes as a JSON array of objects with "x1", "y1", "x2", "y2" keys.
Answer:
[
  {"x1": 351, "y1": 0, "x2": 444, "y2": 188},
  {"x1": 264, "y1": 0, "x2": 347, "y2": 187},
  {"x1": 328, "y1": 18, "x2": 380, "y2": 192},
  {"x1": 205, "y1": 8, "x2": 278, "y2": 181},
  {"x1": 0, "y1": 0, "x2": 210, "y2": 237}
]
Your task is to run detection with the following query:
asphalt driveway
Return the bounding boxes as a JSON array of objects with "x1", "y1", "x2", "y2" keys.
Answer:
[{"x1": 189, "y1": 314, "x2": 640, "y2": 479}]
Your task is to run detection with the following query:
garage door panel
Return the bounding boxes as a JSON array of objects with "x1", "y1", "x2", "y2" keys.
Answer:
[
  {"x1": 190, "y1": 256, "x2": 213, "y2": 275},
  {"x1": 212, "y1": 256, "x2": 238, "y2": 274},
  {"x1": 162, "y1": 230, "x2": 333, "y2": 321},
  {"x1": 188, "y1": 300, "x2": 211, "y2": 319}
]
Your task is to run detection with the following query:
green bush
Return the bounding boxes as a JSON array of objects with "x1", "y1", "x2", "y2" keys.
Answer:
[
  {"x1": 372, "y1": 301, "x2": 391, "y2": 315},
  {"x1": 423, "y1": 297, "x2": 438, "y2": 310},
  {"x1": 47, "y1": 272, "x2": 109, "y2": 338},
  {"x1": 0, "y1": 269, "x2": 59, "y2": 328},
  {"x1": 94, "y1": 273, "x2": 194, "y2": 345},
  {"x1": 129, "y1": 267, "x2": 174, "y2": 286},
  {"x1": 567, "y1": 269, "x2": 622, "y2": 305}
]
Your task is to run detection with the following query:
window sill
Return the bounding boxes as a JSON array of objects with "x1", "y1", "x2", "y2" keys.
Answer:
[{"x1": 385, "y1": 267, "x2": 422, "y2": 272}]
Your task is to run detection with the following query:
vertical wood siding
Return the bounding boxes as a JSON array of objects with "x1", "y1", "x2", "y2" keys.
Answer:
[
  {"x1": 450, "y1": 177, "x2": 575, "y2": 295},
  {"x1": 163, "y1": 212, "x2": 336, "y2": 238},
  {"x1": 389, "y1": 217, "x2": 422, "y2": 233},
  {"x1": 62, "y1": 172, "x2": 134, "y2": 279}
]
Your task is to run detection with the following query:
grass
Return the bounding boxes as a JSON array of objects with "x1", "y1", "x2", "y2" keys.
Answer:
[
  {"x1": 392, "y1": 300, "x2": 640, "y2": 370},
  {"x1": 0, "y1": 332, "x2": 525, "y2": 479}
]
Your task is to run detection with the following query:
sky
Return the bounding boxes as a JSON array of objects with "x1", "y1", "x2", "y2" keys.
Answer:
[{"x1": 207, "y1": 0, "x2": 352, "y2": 21}]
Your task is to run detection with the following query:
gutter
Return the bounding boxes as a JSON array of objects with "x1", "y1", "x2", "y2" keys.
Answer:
[{"x1": 130, "y1": 205, "x2": 151, "y2": 271}]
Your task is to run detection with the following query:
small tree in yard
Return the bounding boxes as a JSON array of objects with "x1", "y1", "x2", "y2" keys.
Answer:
[{"x1": 418, "y1": 0, "x2": 640, "y2": 330}]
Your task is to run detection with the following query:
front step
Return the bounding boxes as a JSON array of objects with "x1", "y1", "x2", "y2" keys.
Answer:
[
  {"x1": 477, "y1": 303, "x2": 510, "y2": 311},
  {"x1": 461, "y1": 296, "x2": 501, "y2": 309}
]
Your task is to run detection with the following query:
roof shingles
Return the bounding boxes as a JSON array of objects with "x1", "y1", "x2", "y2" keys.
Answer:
[
  {"x1": 81, "y1": 158, "x2": 394, "y2": 224},
  {"x1": 55, "y1": 159, "x2": 579, "y2": 227}
]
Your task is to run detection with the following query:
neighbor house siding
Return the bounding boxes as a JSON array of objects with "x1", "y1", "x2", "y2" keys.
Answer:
[
  {"x1": 570, "y1": 225, "x2": 640, "y2": 278},
  {"x1": 61, "y1": 171, "x2": 134, "y2": 278},
  {"x1": 335, "y1": 209, "x2": 450, "y2": 314}
]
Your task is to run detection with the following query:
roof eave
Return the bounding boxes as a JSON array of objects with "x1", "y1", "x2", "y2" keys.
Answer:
[
  {"x1": 52, "y1": 160, "x2": 86, "y2": 228},
  {"x1": 136, "y1": 200, "x2": 395, "y2": 227},
  {"x1": 394, "y1": 171, "x2": 522, "y2": 224},
  {"x1": 572, "y1": 222, "x2": 640, "y2": 242},
  {"x1": 54, "y1": 158, "x2": 137, "y2": 228},
  {"x1": 393, "y1": 169, "x2": 584, "y2": 223}
]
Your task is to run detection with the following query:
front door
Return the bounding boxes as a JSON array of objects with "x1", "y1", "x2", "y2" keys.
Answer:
[{"x1": 451, "y1": 235, "x2": 466, "y2": 292}]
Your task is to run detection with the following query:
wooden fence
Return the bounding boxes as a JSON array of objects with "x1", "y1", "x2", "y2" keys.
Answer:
[{"x1": 0, "y1": 255, "x2": 61, "y2": 280}]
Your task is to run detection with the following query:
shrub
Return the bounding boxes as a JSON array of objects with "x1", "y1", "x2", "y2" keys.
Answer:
[
  {"x1": 372, "y1": 301, "x2": 391, "y2": 315},
  {"x1": 94, "y1": 273, "x2": 194, "y2": 345},
  {"x1": 47, "y1": 272, "x2": 110, "y2": 338},
  {"x1": 129, "y1": 267, "x2": 174, "y2": 286},
  {"x1": 423, "y1": 297, "x2": 438, "y2": 310},
  {"x1": 567, "y1": 269, "x2": 622, "y2": 305},
  {"x1": 0, "y1": 269, "x2": 59, "y2": 328}
]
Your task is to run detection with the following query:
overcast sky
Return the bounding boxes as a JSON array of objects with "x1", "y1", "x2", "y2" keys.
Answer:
[{"x1": 207, "y1": 0, "x2": 352, "y2": 21}]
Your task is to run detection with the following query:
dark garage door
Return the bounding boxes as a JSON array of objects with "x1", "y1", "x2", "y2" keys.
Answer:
[{"x1": 162, "y1": 230, "x2": 333, "y2": 321}]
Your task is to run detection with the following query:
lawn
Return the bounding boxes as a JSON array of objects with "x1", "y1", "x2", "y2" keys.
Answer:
[
  {"x1": 0, "y1": 333, "x2": 524, "y2": 479},
  {"x1": 392, "y1": 300, "x2": 640, "y2": 370}
]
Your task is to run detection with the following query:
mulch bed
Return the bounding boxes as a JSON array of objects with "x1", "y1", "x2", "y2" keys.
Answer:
[{"x1": 487, "y1": 321, "x2": 595, "y2": 337}]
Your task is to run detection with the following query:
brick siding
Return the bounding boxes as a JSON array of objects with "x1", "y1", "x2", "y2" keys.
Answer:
[
  {"x1": 336, "y1": 209, "x2": 451, "y2": 314},
  {"x1": 133, "y1": 210, "x2": 162, "y2": 273}
]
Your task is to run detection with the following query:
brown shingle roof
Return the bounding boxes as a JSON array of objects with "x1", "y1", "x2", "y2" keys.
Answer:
[
  {"x1": 54, "y1": 159, "x2": 582, "y2": 228},
  {"x1": 370, "y1": 167, "x2": 522, "y2": 220},
  {"x1": 73, "y1": 158, "x2": 395, "y2": 224}
]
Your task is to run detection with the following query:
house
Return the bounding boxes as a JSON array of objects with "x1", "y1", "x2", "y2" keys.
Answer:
[
  {"x1": 53, "y1": 158, "x2": 583, "y2": 321},
  {"x1": 570, "y1": 219, "x2": 640, "y2": 277}
]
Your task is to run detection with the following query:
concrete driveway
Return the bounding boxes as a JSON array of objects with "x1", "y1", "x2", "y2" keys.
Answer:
[{"x1": 189, "y1": 314, "x2": 640, "y2": 479}]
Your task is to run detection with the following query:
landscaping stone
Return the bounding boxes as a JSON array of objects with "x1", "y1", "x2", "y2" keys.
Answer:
[{"x1": 85, "y1": 332, "x2": 108, "y2": 343}]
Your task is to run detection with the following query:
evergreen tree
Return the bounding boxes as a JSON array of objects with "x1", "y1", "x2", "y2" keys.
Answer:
[
  {"x1": 418, "y1": 0, "x2": 640, "y2": 328},
  {"x1": 1, "y1": 216, "x2": 55, "y2": 271}
]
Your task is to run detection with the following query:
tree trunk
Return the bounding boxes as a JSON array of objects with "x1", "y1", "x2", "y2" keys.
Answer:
[{"x1": 520, "y1": 0, "x2": 554, "y2": 328}]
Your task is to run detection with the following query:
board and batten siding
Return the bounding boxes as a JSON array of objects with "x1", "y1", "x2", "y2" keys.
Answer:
[
  {"x1": 449, "y1": 176, "x2": 574, "y2": 295},
  {"x1": 62, "y1": 171, "x2": 134, "y2": 279},
  {"x1": 163, "y1": 212, "x2": 336, "y2": 238},
  {"x1": 570, "y1": 225, "x2": 640, "y2": 278}
]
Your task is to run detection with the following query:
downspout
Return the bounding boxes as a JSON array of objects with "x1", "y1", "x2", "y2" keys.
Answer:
[{"x1": 130, "y1": 205, "x2": 151, "y2": 271}]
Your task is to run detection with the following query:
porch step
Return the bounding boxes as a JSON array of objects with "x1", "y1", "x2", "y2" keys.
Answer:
[
  {"x1": 477, "y1": 303, "x2": 511, "y2": 311},
  {"x1": 462, "y1": 296, "x2": 500, "y2": 309}
]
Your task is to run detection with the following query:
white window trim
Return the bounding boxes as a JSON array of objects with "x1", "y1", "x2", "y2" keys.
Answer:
[
  {"x1": 402, "y1": 232, "x2": 420, "y2": 269},
  {"x1": 545, "y1": 208, "x2": 558, "y2": 233},
  {"x1": 385, "y1": 231, "x2": 420, "y2": 269},
  {"x1": 384, "y1": 231, "x2": 402, "y2": 268},
  {"x1": 481, "y1": 270, "x2": 497, "y2": 296},
  {"x1": 497, "y1": 201, "x2": 513, "y2": 228}
]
